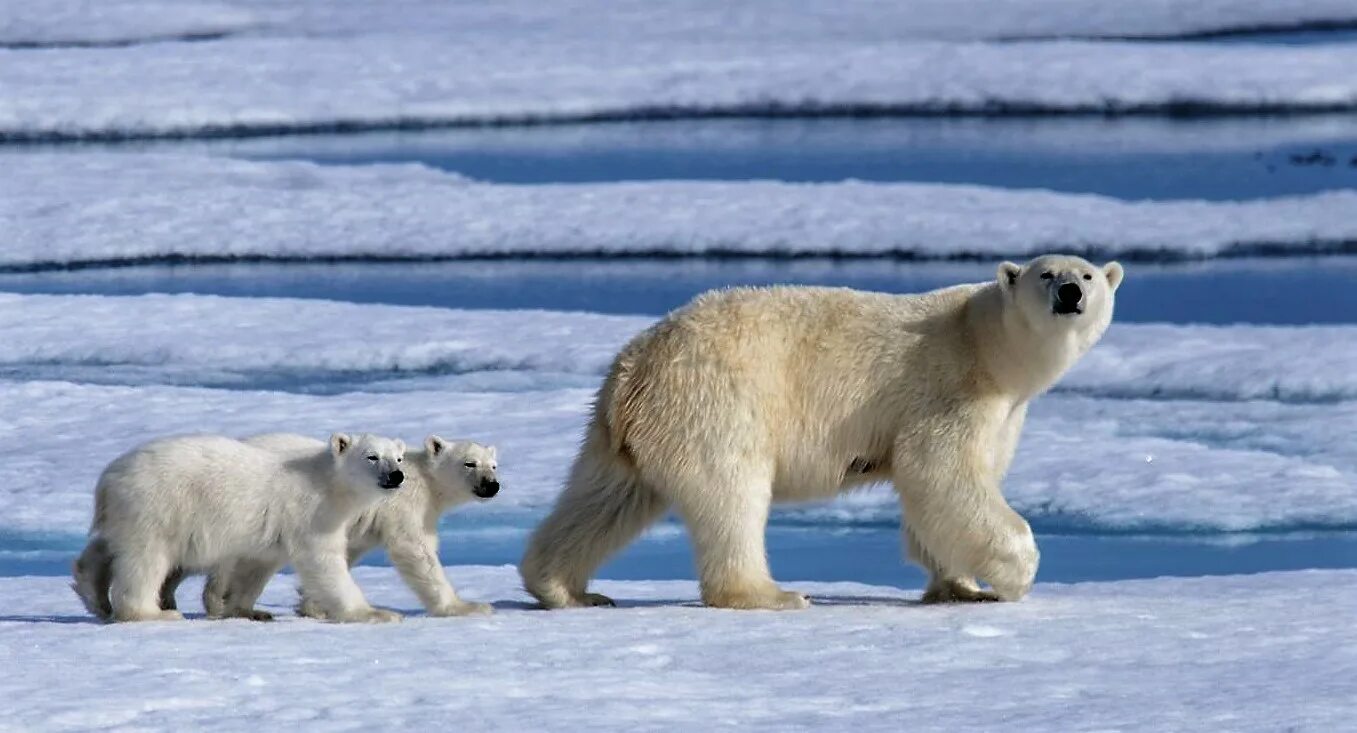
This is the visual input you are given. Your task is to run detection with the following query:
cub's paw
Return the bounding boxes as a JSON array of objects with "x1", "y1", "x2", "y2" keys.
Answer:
[
  {"x1": 431, "y1": 601, "x2": 494, "y2": 617},
  {"x1": 363, "y1": 608, "x2": 403, "y2": 624}
]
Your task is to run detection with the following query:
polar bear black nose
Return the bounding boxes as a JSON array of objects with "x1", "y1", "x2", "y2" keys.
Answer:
[
  {"x1": 1056, "y1": 283, "x2": 1083, "y2": 305},
  {"x1": 475, "y1": 479, "x2": 500, "y2": 499},
  {"x1": 381, "y1": 470, "x2": 404, "y2": 489}
]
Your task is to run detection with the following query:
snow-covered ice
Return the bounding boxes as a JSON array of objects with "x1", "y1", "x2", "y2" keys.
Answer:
[
  {"x1": 0, "y1": 566, "x2": 1353, "y2": 731},
  {"x1": 8, "y1": 0, "x2": 1357, "y2": 46},
  {"x1": 6, "y1": 155, "x2": 1357, "y2": 264},
  {"x1": 0, "y1": 1, "x2": 261, "y2": 47},
  {"x1": 2, "y1": 31, "x2": 1357, "y2": 140}
]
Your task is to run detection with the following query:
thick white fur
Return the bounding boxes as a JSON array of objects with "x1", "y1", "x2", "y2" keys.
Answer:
[
  {"x1": 521, "y1": 255, "x2": 1123, "y2": 610},
  {"x1": 208, "y1": 434, "x2": 500, "y2": 619},
  {"x1": 72, "y1": 432, "x2": 406, "y2": 623}
]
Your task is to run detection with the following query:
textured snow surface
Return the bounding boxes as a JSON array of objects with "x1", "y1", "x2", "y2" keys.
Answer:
[
  {"x1": 5, "y1": 155, "x2": 1357, "y2": 264},
  {"x1": 7, "y1": 0, "x2": 1357, "y2": 45},
  {"x1": 2, "y1": 20, "x2": 1357, "y2": 140},
  {"x1": 1, "y1": 567, "x2": 1354, "y2": 732}
]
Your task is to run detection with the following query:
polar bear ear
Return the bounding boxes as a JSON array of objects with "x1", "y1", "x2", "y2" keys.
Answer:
[
  {"x1": 488, "y1": 445, "x2": 498, "y2": 459},
  {"x1": 997, "y1": 261, "x2": 1022, "y2": 291},
  {"x1": 426, "y1": 435, "x2": 448, "y2": 457},
  {"x1": 393, "y1": 439, "x2": 406, "y2": 455},
  {"x1": 1103, "y1": 262, "x2": 1125, "y2": 292},
  {"x1": 330, "y1": 433, "x2": 353, "y2": 457}
]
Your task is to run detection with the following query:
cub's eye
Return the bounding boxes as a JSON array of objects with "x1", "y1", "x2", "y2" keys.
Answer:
[
  {"x1": 1082, "y1": 273, "x2": 1093, "y2": 281},
  {"x1": 366, "y1": 456, "x2": 378, "y2": 462},
  {"x1": 396, "y1": 457, "x2": 403, "y2": 463},
  {"x1": 464, "y1": 461, "x2": 477, "y2": 468},
  {"x1": 1040, "y1": 272, "x2": 1054, "y2": 280}
]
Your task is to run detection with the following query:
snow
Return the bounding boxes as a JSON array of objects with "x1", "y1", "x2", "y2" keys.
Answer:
[
  {"x1": 0, "y1": 2, "x2": 261, "y2": 47},
  {"x1": 7, "y1": 0, "x2": 1357, "y2": 46},
  {"x1": 0, "y1": 293, "x2": 1354, "y2": 536},
  {"x1": 0, "y1": 566, "x2": 1353, "y2": 731},
  {"x1": 5, "y1": 155, "x2": 1357, "y2": 265},
  {"x1": 2, "y1": 33, "x2": 1357, "y2": 141}
]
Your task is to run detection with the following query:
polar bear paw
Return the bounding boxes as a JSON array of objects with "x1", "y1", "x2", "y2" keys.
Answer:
[{"x1": 921, "y1": 578, "x2": 1001, "y2": 604}]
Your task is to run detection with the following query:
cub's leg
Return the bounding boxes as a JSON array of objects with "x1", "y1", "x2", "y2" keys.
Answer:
[
  {"x1": 215, "y1": 559, "x2": 282, "y2": 621},
  {"x1": 110, "y1": 541, "x2": 184, "y2": 622},
  {"x1": 292, "y1": 533, "x2": 401, "y2": 623},
  {"x1": 388, "y1": 532, "x2": 491, "y2": 616}
]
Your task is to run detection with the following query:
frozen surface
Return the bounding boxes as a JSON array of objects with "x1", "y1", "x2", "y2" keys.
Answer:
[
  {"x1": 0, "y1": 566, "x2": 1353, "y2": 731},
  {"x1": 2, "y1": 33, "x2": 1357, "y2": 140},
  {"x1": 7, "y1": 0, "x2": 1357, "y2": 46},
  {"x1": 0, "y1": 1, "x2": 260, "y2": 47},
  {"x1": 6, "y1": 155, "x2": 1357, "y2": 264}
]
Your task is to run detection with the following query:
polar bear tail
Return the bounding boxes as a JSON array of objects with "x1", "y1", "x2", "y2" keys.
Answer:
[
  {"x1": 520, "y1": 420, "x2": 668, "y2": 609},
  {"x1": 71, "y1": 536, "x2": 115, "y2": 622}
]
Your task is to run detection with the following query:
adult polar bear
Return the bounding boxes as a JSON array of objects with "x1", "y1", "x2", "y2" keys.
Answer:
[{"x1": 522, "y1": 254, "x2": 1123, "y2": 610}]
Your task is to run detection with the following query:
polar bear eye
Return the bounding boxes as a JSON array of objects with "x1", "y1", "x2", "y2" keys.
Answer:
[
  {"x1": 464, "y1": 461, "x2": 477, "y2": 468},
  {"x1": 1040, "y1": 272, "x2": 1053, "y2": 280},
  {"x1": 366, "y1": 455, "x2": 378, "y2": 462},
  {"x1": 396, "y1": 457, "x2": 403, "y2": 463},
  {"x1": 1082, "y1": 273, "x2": 1093, "y2": 281}
]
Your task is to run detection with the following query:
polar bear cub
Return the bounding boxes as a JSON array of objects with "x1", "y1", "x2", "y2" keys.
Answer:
[
  {"x1": 522, "y1": 254, "x2": 1122, "y2": 610},
  {"x1": 207, "y1": 433, "x2": 500, "y2": 619},
  {"x1": 72, "y1": 432, "x2": 406, "y2": 623}
]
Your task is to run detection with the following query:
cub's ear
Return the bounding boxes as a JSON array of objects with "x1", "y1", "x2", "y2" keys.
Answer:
[
  {"x1": 330, "y1": 433, "x2": 353, "y2": 456},
  {"x1": 1103, "y1": 262, "x2": 1125, "y2": 292},
  {"x1": 489, "y1": 445, "x2": 498, "y2": 459},
  {"x1": 393, "y1": 439, "x2": 406, "y2": 455},
  {"x1": 426, "y1": 435, "x2": 448, "y2": 457},
  {"x1": 997, "y1": 261, "x2": 1022, "y2": 291}
]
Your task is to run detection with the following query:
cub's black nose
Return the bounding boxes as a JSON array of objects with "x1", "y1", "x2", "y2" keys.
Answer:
[
  {"x1": 475, "y1": 479, "x2": 500, "y2": 499},
  {"x1": 1056, "y1": 283, "x2": 1083, "y2": 306},
  {"x1": 381, "y1": 470, "x2": 404, "y2": 489}
]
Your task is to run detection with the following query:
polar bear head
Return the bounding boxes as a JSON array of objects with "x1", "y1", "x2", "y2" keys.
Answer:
[
  {"x1": 424, "y1": 435, "x2": 500, "y2": 501},
  {"x1": 997, "y1": 254, "x2": 1123, "y2": 340},
  {"x1": 330, "y1": 432, "x2": 407, "y2": 496}
]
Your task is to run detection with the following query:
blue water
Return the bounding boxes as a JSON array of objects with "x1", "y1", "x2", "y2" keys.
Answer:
[
  {"x1": 200, "y1": 116, "x2": 1357, "y2": 201},
  {"x1": 25, "y1": 116, "x2": 1357, "y2": 201},
  {"x1": 5, "y1": 113, "x2": 1357, "y2": 588},
  {"x1": 3, "y1": 256, "x2": 1357, "y2": 325}
]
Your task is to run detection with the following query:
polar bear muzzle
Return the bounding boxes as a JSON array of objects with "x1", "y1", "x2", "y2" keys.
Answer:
[{"x1": 474, "y1": 478, "x2": 500, "y2": 499}]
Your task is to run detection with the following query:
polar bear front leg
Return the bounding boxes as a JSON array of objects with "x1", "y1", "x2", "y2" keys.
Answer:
[
  {"x1": 292, "y1": 533, "x2": 401, "y2": 623},
  {"x1": 387, "y1": 532, "x2": 492, "y2": 617},
  {"x1": 675, "y1": 469, "x2": 809, "y2": 611},
  {"x1": 894, "y1": 440, "x2": 1038, "y2": 602},
  {"x1": 902, "y1": 529, "x2": 1000, "y2": 604}
]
